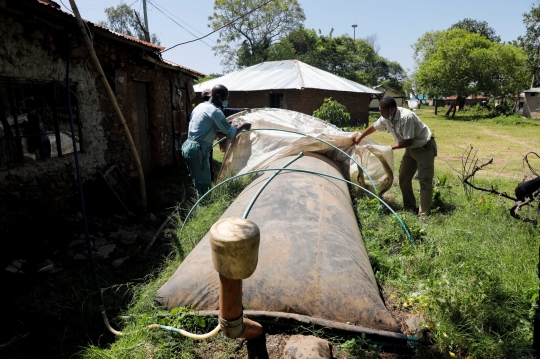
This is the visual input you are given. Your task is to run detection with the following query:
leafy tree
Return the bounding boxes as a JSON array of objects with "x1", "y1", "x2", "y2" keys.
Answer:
[
  {"x1": 312, "y1": 98, "x2": 351, "y2": 128},
  {"x1": 411, "y1": 30, "x2": 444, "y2": 65},
  {"x1": 208, "y1": 0, "x2": 305, "y2": 72},
  {"x1": 364, "y1": 33, "x2": 380, "y2": 54},
  {"x1": 415, "y1": 29, "x2": 528, "y2": 117},
  {"x1": 196, "y1": 73, "x2": 223, "y2": 84},
  {"x1": 267, "y1": 28, "x2": 406, "y2": 92},
  {"x1": 99, "y1": 3, "x2": 160, "y2": 45},
  {"x1": 518, "y1": 4, "x2": 540, "y2": 87},
  {"x1": 449, "y1": 18, "x2": 501, "y2": 42}
]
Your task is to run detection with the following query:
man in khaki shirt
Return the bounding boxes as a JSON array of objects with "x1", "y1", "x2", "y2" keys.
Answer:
[{"x1": 354, "y1": 97, "x2": 437, "y2": 215}]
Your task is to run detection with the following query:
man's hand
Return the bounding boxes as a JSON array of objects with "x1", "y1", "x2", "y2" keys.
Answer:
[{"x1": 353, "y1": 135, "x2": 362, "y2": 145}]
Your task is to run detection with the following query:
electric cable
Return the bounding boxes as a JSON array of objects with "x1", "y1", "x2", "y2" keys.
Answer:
[
  {"x1": 160, "y1": 0, "x2": 274, "y2": 53},
  {"x1": 147, "y1": 0, "x2": 214, "y2": 48}
]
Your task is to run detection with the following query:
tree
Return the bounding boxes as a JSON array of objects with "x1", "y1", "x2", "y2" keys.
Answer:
[
  {"x1": 518, "y1": 4, "x2": 540, "y2": 87},
  {"x1": 208, "y1": 0, "x2": 305, "y2": 72},
  {"x1": 266, "y1": 28, "x2": 406, "y2": 91},
  {"x1": 449, "y1": 18, "x2": 501, "y2": 42},
  {"x1": 412, "y1": 30, "x2": 444, "y2": 65},
  {"x1": 364, "y1": 33, "x2": 380, "y2": 54},
  {"x1": 99, "y1": 3, "x2": 160, "y2": 45},
  {"x1": 415, "y1": 29, "x2": 528, "y2": 117}
]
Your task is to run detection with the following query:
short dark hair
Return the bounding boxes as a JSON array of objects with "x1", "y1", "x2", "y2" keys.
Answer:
[
  {"x1": 211, "y1": 84, "x2": 229, "y2": 102},
  {"x1": 379, "y1": 96, "x2": 397, "y2": 109}
]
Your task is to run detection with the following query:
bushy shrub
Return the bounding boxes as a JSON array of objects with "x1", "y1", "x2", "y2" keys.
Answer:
[{"x1": 313, "y1": 98, "x2": 351, "y2": 127}]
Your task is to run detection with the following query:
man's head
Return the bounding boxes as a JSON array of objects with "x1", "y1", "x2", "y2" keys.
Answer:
[
  {"x1": 379, "y1": 96, "x2": 397, "y2": 120},
  {"x1": 201, "y1": 89, "x2": 212, "y2": 101},
  {"x1": 211, "y1": 84, "x2": 229, "y2": 108}
]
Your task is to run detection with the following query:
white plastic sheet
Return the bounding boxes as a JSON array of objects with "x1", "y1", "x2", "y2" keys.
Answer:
[{"x1": 219, "y1": 108, "x2": 394, "y2": 195}]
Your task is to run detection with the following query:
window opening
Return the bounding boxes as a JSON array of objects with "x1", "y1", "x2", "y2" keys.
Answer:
[
  {"x1": 269, "y1": 93, "x2": 284, "y2": 108},
  {"x1": 0, "y1": 78, "x2": 82, "y2": 170}
]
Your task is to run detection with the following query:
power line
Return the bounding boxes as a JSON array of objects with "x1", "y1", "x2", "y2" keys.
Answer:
[
  {"x1": 146, "y1": 0, "x2": 213, "y2": 48},
  {"x1": 160, "y1": 0, "x2": 274, "y2": 54},
  {"x1": 147, "y1": 0, "x2": 215, "y2": 43}
]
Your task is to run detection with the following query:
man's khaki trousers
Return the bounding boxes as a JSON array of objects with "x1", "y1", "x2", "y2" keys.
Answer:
[{"x1": 399, "y1": 138, "x2": 437, "y2": 215}]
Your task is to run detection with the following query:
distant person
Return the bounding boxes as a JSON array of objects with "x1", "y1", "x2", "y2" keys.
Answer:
[
  {"x1": 201, "y1": 88, "x2": 249, "y2": 117},
  {"x1": 24, "y1": 97, "x2": 51, "y2": 160},
  {"x1": 353, "y1": 96, "x2": 437, "y2": 216},
  {"x1": 183, "y1": 85, "x2": 251, "y2": 198}
]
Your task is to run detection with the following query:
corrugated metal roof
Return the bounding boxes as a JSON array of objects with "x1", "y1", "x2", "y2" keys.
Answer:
[
  {"x1": 524, "y1": 88, "x2": 540, "y2": 93},
  {"x1": 194, "y1": 60, "x2": 381, "y2": 94},
  {"x1": 36, "y1": 0, "x2": 164, "y2": 51},
  {"x1": 161, "y1": 58, "x2": 206, "y2": 77}
]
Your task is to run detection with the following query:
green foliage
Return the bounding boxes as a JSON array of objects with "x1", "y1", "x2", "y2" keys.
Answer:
[
  {"x1": 518, "y1": 4, "x2": 540, "y2": 87},
  {"x1": 356, "y1": 167, "x2": 540, "y2": 358},
  {"x1": 99, "y1": 3, "x2": 160, "y2": 45},
  {"x1": 449, "y1": 18, "x2": 501, "y2": 42},
  {"x1": 268, "y1": 28, "x2": 406, "y2": 91},
  {"x1": 414, "y1": 29, "x2": 528, "y2": 115},
  {"x1": 312, "y1": 98, "x2": 351, "y2": 127},
  {"x1": 195, "y1": 73, "x2": 222, "y2": 84},
  {"x1": 164, "y1": 307, "x2": 207, "y2": 330},
  {"x1": 209, "y1": 0, "x2": 305, "y2": 72},
  {"x1": 338, "y1": 333, "x2": 382, "y2": 359}
]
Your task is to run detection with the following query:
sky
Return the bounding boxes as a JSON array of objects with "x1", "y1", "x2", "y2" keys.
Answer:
[{"x1": 59, "y1": 0, "x2": 538, "y2": 77}]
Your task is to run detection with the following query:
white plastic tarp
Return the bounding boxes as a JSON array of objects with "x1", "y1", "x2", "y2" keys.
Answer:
[{"x1": 219, "y1": 108, "x2": 394, "y2": 195}]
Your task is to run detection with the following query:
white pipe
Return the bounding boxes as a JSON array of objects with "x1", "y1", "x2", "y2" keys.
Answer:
[{"x1": 148, "y1": 323, "x2": 221, "y2": 340}]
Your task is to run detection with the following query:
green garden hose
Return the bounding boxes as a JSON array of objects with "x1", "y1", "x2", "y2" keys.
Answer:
[{"x1": 180, "y1": 166, "x2": 414, "y2": 246}]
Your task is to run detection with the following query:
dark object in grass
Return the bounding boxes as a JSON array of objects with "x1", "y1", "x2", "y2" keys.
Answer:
[
  {"x1": 456, "y1": 146, "x2": 539, "y2": 224},
  {"x1": 515, "y1": 176, "x2": 540, "y2": 202}
]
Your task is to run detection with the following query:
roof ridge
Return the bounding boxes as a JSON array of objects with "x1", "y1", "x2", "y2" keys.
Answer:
[{"x1": 293, "y1": 60, "x2": 305, "y2": 89}]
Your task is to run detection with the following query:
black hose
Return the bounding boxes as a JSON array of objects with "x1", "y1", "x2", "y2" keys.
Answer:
[
  {"x1": 66, "y1": 36, "x2": 118, "y2": 333},
  {"x1": 66, "y1": 35, "x2": 103, "y2": 305}
]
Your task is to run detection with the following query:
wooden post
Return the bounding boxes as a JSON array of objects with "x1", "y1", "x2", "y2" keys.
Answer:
[{"x1": 68, "y1": 0, "x2": 147, "y2": 212}]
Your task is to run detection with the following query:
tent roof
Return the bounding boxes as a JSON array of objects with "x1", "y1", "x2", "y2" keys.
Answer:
[{"x1": 194, "y1": 60, "x2": 381, "y2": 94}]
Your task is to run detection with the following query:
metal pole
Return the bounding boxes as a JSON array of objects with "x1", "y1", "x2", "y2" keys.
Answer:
[
  {"x1": 142, "y1": 0, "x2": 150, "y2": 42},
  {"x1": 352, "y1": 24, "x2": 357, "y2": 40}
]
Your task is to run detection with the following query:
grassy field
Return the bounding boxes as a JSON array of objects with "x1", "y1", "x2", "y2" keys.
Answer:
[{"x1": 76, "y1": 107, "x2": 540, "y2": 358}]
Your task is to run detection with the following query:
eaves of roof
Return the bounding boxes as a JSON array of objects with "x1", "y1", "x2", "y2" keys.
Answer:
[
  {"x1": 36, "y1": 0, "x2": 164, "y2": 51},
  {"x1": 26, "y1": 0, "x2": 205, "y2": 77}
]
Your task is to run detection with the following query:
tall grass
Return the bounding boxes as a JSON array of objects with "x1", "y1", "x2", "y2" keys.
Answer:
[{"x1": 355, "y1": 107, "x2": 540, "y2": 358}]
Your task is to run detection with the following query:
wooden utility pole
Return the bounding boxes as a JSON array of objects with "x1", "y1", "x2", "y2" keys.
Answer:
[{"x1": 142, "y1": 0, "x2": 150, "y2": 42}]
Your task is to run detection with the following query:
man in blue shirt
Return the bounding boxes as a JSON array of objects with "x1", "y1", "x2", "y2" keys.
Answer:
[{"x1": 182, "y1": 84, "x2": 251, "y2": 198}]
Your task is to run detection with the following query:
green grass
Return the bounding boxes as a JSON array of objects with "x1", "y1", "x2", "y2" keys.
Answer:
[
  {"x1": 78, "y1": 176, "x2": 254, "y2": 359},
  {"x1": 78, "y1": 108, "x2": 540, "y2": 358}
]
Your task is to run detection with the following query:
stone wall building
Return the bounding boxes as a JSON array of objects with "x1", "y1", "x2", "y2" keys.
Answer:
[
  {"x1": 0, "y1": 0, "x2": 204, "y2": 231},
  {"x1": 194, "y1": 60, "x2": 380, "y2": 126}
]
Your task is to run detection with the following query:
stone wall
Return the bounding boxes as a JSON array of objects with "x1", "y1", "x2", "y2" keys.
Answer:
[
  {"x1": 0, "y1": 3, "x2": 194, "y2": 230},
  {"x1": 196, "y1": 89, "x2": 371, "y2": 125}
]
